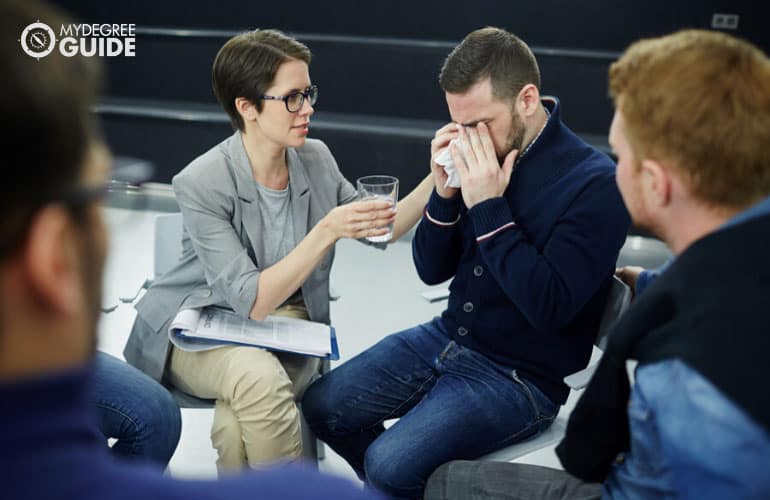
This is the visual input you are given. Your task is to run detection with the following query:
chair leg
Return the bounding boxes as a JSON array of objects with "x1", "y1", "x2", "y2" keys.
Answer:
[
  {"x1": 299, "y1": 403, "x2": 319, "y2": 467},
  {"x1": 297, "y1": 357, "x2": 330, "y2": 463}
]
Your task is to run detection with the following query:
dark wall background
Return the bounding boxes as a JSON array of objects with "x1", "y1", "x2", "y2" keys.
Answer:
[
  {"x1": 56, "y1": 0, "x2": 767, "y2": 53},
  {"x1": 55, "y1": 0, "x2": 767, "y2": 192}
]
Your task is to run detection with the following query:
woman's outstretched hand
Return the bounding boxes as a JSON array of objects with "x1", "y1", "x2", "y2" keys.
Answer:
[{"x1": 321, "y1": 199, "x2": 397, "y2": 241}]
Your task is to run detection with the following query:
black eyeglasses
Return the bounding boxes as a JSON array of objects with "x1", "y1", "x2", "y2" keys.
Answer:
[{"x1": 259, "y1": 85, "x2": 318, "y2": 113}]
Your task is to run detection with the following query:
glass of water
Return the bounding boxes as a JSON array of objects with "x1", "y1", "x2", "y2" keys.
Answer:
[{"x1": 356, "y1": 175, "x2": 399, "y2": 243}]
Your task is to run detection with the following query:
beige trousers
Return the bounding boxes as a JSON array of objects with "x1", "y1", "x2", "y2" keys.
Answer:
[{"x1": 167, "y1": 305, "x2": 320, "y2": 472}]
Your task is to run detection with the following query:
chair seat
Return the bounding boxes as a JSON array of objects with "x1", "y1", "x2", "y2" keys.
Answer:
[
  {"x1": 479, "y1": 417, "x2": 567, "y2": 463},
  {"x1": 169, "y1": 387, "x2": 215, "y2": 409},
  {"x1": 563, "y1": 364, "x2": 598, "y2": 390}
]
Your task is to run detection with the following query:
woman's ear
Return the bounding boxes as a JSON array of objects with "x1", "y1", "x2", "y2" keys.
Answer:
[{"x1": 235, "y1": 97, "x2": 258, "y2": 123}]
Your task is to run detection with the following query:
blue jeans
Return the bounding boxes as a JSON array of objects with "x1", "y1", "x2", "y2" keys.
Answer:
[
  {"x1": 91, "y1": 352, "x2": 182, "y2": 466},
  {"x1": 302, "y1": 319, "x2": 558, "y2": 498}
]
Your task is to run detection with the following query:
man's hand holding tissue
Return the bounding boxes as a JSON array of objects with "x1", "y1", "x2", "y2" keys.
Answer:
[
  {"x1": 451, "y1": 122, "x2": 517, "y2": 209},
  {"x1": 429, "y1": 122, "x2": 460, "y2": 199}
]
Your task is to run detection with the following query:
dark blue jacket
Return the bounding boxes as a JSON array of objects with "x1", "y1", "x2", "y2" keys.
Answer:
[
  {"x1": 413, "y1": 98, "x2": 630, "y2": 404},
  {"x1": 557, "y1": 200, "x2": 770, "y2": 490},
  {"x1": 1, "y1": 363, "x2": 379, "y2": 500}
]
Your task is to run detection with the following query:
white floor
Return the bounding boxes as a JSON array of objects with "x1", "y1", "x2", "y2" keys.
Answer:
[{"x1": 97, "y1": 206, "x2": 656, "y2": 484}]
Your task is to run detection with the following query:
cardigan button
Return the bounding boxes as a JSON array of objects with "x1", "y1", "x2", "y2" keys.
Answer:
[
  {"x1": 463, "y1": 302, "x2": 474, "y2": 313},
  {"x1": 473, "y1": 265, "x2": 483, "y2": 277},
  {"x1": 457, "y1": 326, "x2": 469, "y2": 336}
]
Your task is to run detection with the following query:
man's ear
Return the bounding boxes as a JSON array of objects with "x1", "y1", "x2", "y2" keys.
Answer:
[
  {"x1": 640, "y1": 158, "x2": 672, "y2": 208},
  {"x1": 235, "y1": 97, "x2": 258, "y2": 124},
  {"x1": 23, "y1": 205, "x2": 83, "y2": 316},
  {"x1": 517, "y1": 84, "x2": 541, "y2": 118}
]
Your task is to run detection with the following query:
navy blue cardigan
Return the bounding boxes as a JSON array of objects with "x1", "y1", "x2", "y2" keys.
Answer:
[
  {"x1": 1, "y1": 365, "x2": 378, "y2": 500},
  {"x1": 413, "y1": 98, "x2": 630, "y2": 404}
]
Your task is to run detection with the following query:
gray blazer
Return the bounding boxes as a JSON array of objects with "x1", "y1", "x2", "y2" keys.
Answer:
[{"x1": 124, "y1": 132, "x2": 359, "y2": 381}]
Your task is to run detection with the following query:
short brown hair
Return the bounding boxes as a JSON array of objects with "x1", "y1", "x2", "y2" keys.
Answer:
[
  {"x1": 610, "y1": 30, "x2": 770, "y2": 209},
  {"x1": 439, "y1": 27, "x2": 540, "y2": 104},
  {"x1": 212, "y1": 29, "x2": 311, "y2": 131}
]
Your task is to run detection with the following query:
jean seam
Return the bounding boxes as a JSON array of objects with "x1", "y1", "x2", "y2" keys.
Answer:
[
  {"x1": 94, "y1": 402, "x2": 142, "y2": 456},
  {"x1": 437, "y1": 341, "x2": 456, "y2": 361},
  {"x1": 331, "y1": 371, "x2": 437, "y2": 434},
  {"x1": 489, "y1": 418, "x2": 545, "y2": 452},
  {"x1": 511, "y1": 370, "x2": 542, "y2": 416},
  {"x1": 373, "y1": 373, "x2": 436, "y2": 429},
  {"x1": 94, "y1": 403, "x2": 142, "y2": 430}
]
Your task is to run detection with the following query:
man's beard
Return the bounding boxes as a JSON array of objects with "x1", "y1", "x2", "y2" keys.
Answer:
[{"x1": 499, "y1": 111, "x2": 526, "y2": 163}]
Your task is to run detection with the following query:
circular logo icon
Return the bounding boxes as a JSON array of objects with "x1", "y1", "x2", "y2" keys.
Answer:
[{"x1": 20, "y1": 21, "x2": 56, "y2": 60}]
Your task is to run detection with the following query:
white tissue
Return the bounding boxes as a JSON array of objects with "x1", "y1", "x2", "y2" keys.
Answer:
[{"x1": 434, "y1": 139, "x2": 462, "y2": 188}]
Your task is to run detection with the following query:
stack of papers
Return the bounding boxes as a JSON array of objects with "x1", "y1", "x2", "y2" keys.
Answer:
[{"x1": 169, "y1": 307, "x2": 339, "y2": 360}]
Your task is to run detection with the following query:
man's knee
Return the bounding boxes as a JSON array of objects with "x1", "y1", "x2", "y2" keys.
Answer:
[
  {"x1": 301, "y1": 375, "x2": 338, "y2": 431},
  {"x1": 145, "y1": 383, "x2": 182, "y2": 434},
  {"x1": 144, "y1": 386, "x2": 182, "y2": 457},
  {"x1": 364, "y1": 439, "x2": 425, "y2": 498}
]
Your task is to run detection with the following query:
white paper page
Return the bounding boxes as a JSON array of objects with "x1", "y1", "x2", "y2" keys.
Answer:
[
  {"x1": 168, "y1": 308, "x2": 224, "y2": 352},
  {"x1": 170, "y1": 308, "x2": 202, "y2": 333},
  {"x1": 189, "y1": 308, "x2": 330, "y2": 355}
]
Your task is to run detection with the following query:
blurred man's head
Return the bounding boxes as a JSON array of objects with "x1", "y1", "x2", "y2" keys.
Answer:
[
  {"x1": 0, "y1": 0, "x2": 107, "y2": 377},
  {"x1": 439, "y1": 27, "x2": 543, "y2": 161},
  {"x1": 609, "y1": 30, "x2": 770, "y2": 249}
]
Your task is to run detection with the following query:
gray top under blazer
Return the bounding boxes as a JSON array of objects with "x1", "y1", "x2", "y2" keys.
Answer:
[{"x1": 124, "y1": 131, "x2": 360, "y2": 381}]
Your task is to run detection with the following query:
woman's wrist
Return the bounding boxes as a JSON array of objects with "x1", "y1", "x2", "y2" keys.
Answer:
[{"x1": 314, "y1": 214, "x2": 339, "y2": 246}]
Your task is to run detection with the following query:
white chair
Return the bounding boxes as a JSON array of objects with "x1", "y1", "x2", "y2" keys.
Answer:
[
  {"x1": 117, "y1": 212, "x2": 183, "y2": 305},
  {"x1": 480, "y1": 276, "x2": 631, "y2": 462}
]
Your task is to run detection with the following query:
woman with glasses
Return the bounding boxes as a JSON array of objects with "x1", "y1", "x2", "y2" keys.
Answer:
[{"x1": 124, "y1": 29, "x2": 433, "y2": 471}]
